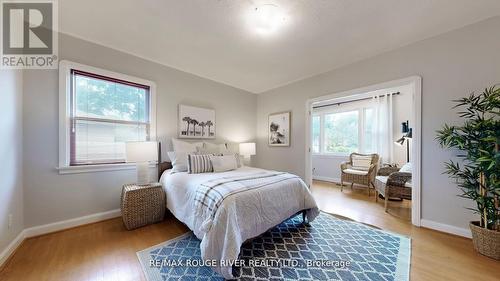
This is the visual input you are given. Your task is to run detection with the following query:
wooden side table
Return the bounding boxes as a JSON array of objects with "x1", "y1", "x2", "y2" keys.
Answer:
[{"x1": 120, "y1": 183, "x2": 165, "y2": 230}]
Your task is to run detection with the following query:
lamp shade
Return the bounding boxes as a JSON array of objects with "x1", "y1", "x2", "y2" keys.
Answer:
[
  {"x1": 394, "y1": 136, "x2": 406, "y2": 146},
  {"x1": 126, "y1": 141, "x2": 158, "y2": 163},
  {"x1": 239, "y1": 142, "x2": 256, "y2": 157}
]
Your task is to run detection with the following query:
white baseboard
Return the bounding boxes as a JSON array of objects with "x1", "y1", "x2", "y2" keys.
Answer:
[
  {"x1": 24, "y1": 209, "x2": 121, "y2": 238},
  {"x1": 0, "y1": 209, "x2": 121, "y2": 267},
  {"x1": 0, "y1": 230, "x2": 26, "y2": 267},
  {"x1": 421, "y1": 219, "x2": 472, "y2": 238},
  {"x1": 313, "y1": 176, "x2": 340, "y2": 183}
]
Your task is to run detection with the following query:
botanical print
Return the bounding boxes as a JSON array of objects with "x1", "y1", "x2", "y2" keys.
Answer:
[
  {"x1": 268, "y1": 111, "x2": 290, "y2": 146},
  {"x1": 179, "y1": 105, "x2": 216, "y2": 139}
]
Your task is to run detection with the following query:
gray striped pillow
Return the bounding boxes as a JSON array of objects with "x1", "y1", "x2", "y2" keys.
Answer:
[{"x1": 187, "y1": 154, "x2": 214, "y2": 174}]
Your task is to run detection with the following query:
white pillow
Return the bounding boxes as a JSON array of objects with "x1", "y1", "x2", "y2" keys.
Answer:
[
  {"x1": 172, "y1": 138, "x2": 203, "y2": 153},
  {"x1": 234, "y1": 153, "x2": 243, "y2": 168},
  {"x1": 218, "y1": 153, "x2": 243, "y2": 168},
  {"x1": 209, "y1": 155, "x2": 238, "y2": 172},
  {"x1": 352, "y1": 155, "x2": 373, "y2": 169},
  {"x1": 399, "y1": 162, "x2": 412, "y2": 173},
  {"x1": 168, "y1": 151, "x2": 189, "y2": 173},
  {"x1": 199, "y1": 142, "x2": 228, "y2": 154}
]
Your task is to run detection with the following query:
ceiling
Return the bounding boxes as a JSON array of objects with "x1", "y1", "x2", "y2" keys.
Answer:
[{"x1": 59, "y1": 0, "x2": 500, "y2": 93}]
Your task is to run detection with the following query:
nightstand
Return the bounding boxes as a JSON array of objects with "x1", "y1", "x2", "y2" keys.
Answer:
[{"x1": 120, "y1": 183, "x2": 165, "y2": 230}]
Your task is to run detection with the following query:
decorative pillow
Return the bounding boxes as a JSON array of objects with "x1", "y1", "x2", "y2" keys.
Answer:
[
  {"x1": 352, "y1": 155, "x2": 373, "y2": 170},
  {"x1": 197, "y1": 143, "x2": 227, "y2": 155},
  {"x1": 187, "y1": 154, "x2": 214, "y2": 174},
  {"x1": 230, "y1": 153, "x2": 243, "y2": 168},
  {"x1": 167, "y1": 151, "x2": 189, "y2": 173},
  {"x1": 172, "y1": 138, "x2": 203, "y2": 153},
  {"x1": 399, "y1": 162, "x2": 412, "y2": 173},
  {"x1": 209, "y1": 155, "x2": 238, "y2": 172}
]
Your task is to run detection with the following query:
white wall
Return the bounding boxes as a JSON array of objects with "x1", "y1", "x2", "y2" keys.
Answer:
[
  {"x1": 312, "y1": 87, "x2": 412, "y2": 182},
  {"x1": 0, "y1": 70, "x2": 24, "y2": 255},
  {"x1": 312, "y1": 155, "x2": 346, "y2": 182},
  {"x1": 22, "y1": 33, "x2": 257, "y2": 228},
  {"x1": 256, "y1": 16, "x2": 500, "y2": 231}
]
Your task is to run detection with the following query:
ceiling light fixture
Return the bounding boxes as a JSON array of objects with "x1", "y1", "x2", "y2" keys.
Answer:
[{"x1": 251, "y1": 4, "x2": 286, "y2": 35}]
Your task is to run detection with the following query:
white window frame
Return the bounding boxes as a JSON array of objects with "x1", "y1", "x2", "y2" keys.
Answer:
[
  {"x1": 311, "y1": 114, "x2": 322, "y2": 154},
  {"x1": 57, "y1": 60, "x2": 157, "y2": 174},
  {"x1": 312, "y1": 106, "x2": 374, "y2": 157}
]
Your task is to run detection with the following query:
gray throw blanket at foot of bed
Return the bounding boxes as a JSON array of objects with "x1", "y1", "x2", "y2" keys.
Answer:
[{"x1": 193, "y1": 171, "x2": 319, "y2": 279}]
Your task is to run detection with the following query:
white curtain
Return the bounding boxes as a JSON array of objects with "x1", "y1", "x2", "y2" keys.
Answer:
[{"x1": 371, "y1": 94, "x2": 393, "y2": 164}]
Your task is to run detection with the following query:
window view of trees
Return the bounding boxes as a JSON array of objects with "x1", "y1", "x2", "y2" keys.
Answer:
[
  {"x1": 71, "y1": 73, "x2": 150, "y2": 165},
  {"x1": 75, "y1": 75, "x2": 148, "y2": 122},
  {"x1": 363, "y1": 108, "x2": 375, "y2": 153},
  {"x1": 324, "y1": 111, "x2": 359, "y2": 153},
  {"x1": 313, "y1": 107, "x2": 375, "y2": 155},
  {"x1": 312, "y1": 115, "x2": 320, "y2": 153}
]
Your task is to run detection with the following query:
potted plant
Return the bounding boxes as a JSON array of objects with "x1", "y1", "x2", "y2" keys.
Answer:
[{"x1": 436, "y1": 85, "x2": 499, "y2": 260}]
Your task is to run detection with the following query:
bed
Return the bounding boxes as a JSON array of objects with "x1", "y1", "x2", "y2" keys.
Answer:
[{"x1": 158, "y1": 162, "x2": 319, "y2": 279}]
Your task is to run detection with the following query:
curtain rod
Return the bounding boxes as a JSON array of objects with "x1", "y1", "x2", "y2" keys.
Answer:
[{"x1": 312, "y1": 92, "x2": 400, "y2": 109}]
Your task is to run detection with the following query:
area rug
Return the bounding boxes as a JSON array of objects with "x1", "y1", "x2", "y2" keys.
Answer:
[{"x1": 137, "y1": 212, "x2": 411, "y2": 281}]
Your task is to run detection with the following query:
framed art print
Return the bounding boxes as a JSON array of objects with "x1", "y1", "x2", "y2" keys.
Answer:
[
  {"x1": 268, "y1": 111, "x2": 290, "y2": 146},
  {"x1": 178, "y1": 105, "x2": 216, "y2": 139}
]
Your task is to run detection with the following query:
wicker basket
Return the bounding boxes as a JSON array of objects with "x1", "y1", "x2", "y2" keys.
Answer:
[
  {"x1": 469, "y1": 221, "x2": 500, "y2": 260},
  {"x1": 121, "y1": 183, "x2": 165, "y2": 230}
]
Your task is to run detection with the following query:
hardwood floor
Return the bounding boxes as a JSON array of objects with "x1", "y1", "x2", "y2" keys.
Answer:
[
  {"x1": 0, "y1": 216, "x2": 189, "y2": 281},
  {"x1": 311, "y1": 180, "x2": 499, "y2": 281},
  {"x1": 312, "y1": 180, "x2": 412, "y2": 232},
  {"x1": 0, "y1": 180, "x2": 498, "y2": 281}
]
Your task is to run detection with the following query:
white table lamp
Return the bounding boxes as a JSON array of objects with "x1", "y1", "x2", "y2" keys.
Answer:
[
  {"x1": 126, "y1": 141, "x2": 158, "y2": 185},
  {"x1": 239, "y1": 142, "x2": 256, "y2": 158}
]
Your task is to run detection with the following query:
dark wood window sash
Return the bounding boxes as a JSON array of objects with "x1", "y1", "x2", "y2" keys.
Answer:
[{"x1": 69, "y1": 69, "x2": 151, "y2": 166}]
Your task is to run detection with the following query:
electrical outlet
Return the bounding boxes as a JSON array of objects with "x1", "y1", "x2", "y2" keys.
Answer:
[{"x1": 8, "y1": 214, "x2": 12, "y2": 229}]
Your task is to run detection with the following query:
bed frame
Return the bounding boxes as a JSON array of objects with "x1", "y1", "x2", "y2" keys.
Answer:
[
  {"x1": 157, "y1": 142, "x2": 172, "y2": 181},
  {"x1": 156, "y1": 142, "x2": 308, "y2": 224}
]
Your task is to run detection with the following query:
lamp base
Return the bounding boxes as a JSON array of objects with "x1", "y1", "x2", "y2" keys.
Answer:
[
  {"x1": 242, "y1": 155, "x2": 252, "y2": 167},
  {"x1": 136, "y1": 162, "x2": 150, "y2": 185}
]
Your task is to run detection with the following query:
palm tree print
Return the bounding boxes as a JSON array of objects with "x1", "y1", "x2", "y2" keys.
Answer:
[
  {"x1": 199, "y1": 122, "x2": 206, "y2": 136},
  {"x1": 206, "y1": 120, "x2": 213, "y2": 136},
  {"x1": 182, "y1": 116, "x2": 191, "y2": 136},
  {"x1": 179, "y1": 105, "x2": 215, "y2": 138},
  {"x1": 190, "y1": 119, "x2": 199, "y2": 135}
]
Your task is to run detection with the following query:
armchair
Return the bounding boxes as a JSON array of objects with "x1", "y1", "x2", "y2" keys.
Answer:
[
  {"x1": 340, "y1": 153, "x2": 380, "y2": 196},
  {"x1": 375, "y1": 164, "x2": 412, "y2": 212}
]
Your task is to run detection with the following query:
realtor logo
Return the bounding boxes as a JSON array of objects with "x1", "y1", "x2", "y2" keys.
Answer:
[{"x1": 1, "y1": 0, "x2": 58, "y2": 69}]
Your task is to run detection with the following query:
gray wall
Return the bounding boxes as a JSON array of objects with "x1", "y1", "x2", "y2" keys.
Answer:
[
  {"x1": 22, "y1": 33, "x2": 257, "y2": 228},
  {"x1": 0, "y1": 70, "x2": 24, "y2": 254},
  {"x1": 256, "y1": 16, "x2": 500, "y2": 230}
]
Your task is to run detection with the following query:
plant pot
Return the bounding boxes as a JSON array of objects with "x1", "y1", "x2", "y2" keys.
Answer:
[{"x1": 469, "y1": 221, "x2": 500, "y2": 260}]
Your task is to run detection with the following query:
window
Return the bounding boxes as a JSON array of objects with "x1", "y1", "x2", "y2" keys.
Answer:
[
  {"x1": 59, "y1": 61, "x2": 156, "y2": 171},
  {"x1": 363, "y1": 108, "x2": 375, "y2": 153},
  {"x1": 312, "y1": 115, "x2": 321, "y2": 153},
  {"x1": 312, "y1": 107, "x2": 373, "y2": 155},
  {"x1": 324, "y1": 110, "x2": 359, "y2": 154}
]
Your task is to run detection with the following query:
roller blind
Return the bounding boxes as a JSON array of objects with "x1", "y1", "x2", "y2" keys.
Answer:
[{"x1": 69, "y1": 69, "x2": 150, "y2": 165}]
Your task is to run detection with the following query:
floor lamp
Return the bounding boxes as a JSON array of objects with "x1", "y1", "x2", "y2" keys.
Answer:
[{"x1": 395, "y1": 121, "x2": 412, "y2": 163}]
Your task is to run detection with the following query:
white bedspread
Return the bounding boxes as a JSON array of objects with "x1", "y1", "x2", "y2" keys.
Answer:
[{"x1": 160, "y1": 166, "x2": 319, "y2": 279}]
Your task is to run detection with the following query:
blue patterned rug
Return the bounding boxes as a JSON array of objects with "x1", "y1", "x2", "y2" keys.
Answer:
[{"x1": 137, "y1": 212, "x2": 410, "y2": 281}]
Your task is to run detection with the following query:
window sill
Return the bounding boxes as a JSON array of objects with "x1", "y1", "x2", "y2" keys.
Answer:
[{"x1": 57, "y1": 163, "x2": 156, "y2": 175}]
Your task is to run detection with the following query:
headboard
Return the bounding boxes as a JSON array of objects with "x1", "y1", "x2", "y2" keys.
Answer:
[{"x1": 157, "y1": 142, "x2": 172, "y2": 181}]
